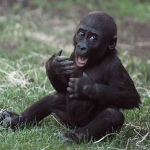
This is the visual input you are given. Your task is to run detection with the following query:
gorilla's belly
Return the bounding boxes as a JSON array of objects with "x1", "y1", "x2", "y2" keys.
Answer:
[{"x1": 67, "y1": 99, "x2": 98, "y2": 127}]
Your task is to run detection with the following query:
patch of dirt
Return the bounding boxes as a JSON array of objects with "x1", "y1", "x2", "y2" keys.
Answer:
[{"x1": 0, "y1": 41, "x2": 17, "y2": 52}]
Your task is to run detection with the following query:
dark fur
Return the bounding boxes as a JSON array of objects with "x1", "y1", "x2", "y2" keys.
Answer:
[{"x1": 0, "y1": 11, "x2": 141, "y2": 143}]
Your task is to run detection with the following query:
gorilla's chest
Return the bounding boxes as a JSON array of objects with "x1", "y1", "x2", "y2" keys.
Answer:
[
  {"x1": 70, "y1": 65, "x2": 106, "y2": 84},
  {"x1": 70, "y1": 66, "x2": 83, "y2": 78}
]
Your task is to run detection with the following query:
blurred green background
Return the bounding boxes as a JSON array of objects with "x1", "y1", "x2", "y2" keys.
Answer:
[{"x1": 0, "y1": 0, "x2": 150, "y2": 149}]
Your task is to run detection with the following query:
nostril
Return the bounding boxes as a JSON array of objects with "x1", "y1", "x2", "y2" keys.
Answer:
[{"x1": 81, "y1": 47, "x2": 86, "y2": 51}]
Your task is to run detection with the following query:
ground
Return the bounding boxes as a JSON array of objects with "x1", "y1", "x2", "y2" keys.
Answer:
[{"x1": 0, "y1": 0, "x2": 150, "y2": 149}]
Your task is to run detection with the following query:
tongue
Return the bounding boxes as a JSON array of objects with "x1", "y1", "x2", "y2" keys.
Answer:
[{"x1": 76, "y1": 56, "x2": 88, "y2": 67}]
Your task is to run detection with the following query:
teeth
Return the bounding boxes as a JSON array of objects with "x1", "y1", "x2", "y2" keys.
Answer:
[
  {"x1": 75, "y1": 56, "x2": 88, "y2": 67},
  {"x1": 78, "y1": 57, "x2": 85, "y2": 63},
  {"x1": 79, "y1": 60, "x2": 83, "y2": 63}
]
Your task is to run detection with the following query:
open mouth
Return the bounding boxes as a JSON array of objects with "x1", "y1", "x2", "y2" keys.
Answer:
[{"x1": 75, "y1": 56, "x2": 88, "y2": 67}]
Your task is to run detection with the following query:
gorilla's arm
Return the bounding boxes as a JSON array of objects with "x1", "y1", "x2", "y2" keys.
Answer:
[
  {"x1": 68, "y1": 73, "x2": 140, "y2": 109},
  {"x1": 83, "y1": 83, "x2": 140, "y2": 109},
  {"x1": 67, "y1": 59, "x2": 141, "y2": 109},
  {"x1": 45, "y1": 49, "x2": 75, "y2": 92}
]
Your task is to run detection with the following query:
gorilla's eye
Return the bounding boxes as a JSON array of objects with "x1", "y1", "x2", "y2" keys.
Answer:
[
  {"x1": 79, "y1": 31, "x2": 85, "y2": 37},
  {"x1": 89, "y1": 35, "x2": 97, "y2": 41}
]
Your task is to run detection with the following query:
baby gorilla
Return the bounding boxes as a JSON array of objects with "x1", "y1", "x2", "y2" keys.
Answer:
[{"x1": 0, "y1": 11, "x2": 141, "y2": 143}]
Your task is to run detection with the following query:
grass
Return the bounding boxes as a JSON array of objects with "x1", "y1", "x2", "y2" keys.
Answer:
[{"x1": 0, "y1": 0, "x2": 150, "y2": 149}]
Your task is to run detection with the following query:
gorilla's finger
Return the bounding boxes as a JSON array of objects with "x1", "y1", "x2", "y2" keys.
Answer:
[
  {"x1": 69, "y1": 82, "x2": 74, "y2": 88},
  {"x1": 69, "y1": 78, "x2": 75, "y2": 83},
  {"x1": 57, "y1": 56, "x2": 70, "y2": 61},
  {"x1": 69, "y1": 78, "x2": 74, "y2": 81},
  {"x1": 69, "y1": 94, "x2": 78, "y2": 99},
  {"x1": 61, "y1": 66, "x2": 75, "y2": 71},
  {"x1": 0, "y1": 117, "x2": 11, "y2": 127},
  {"x1": 61, "y1": 70, "x2": 74, "y2": 75},
  {"x1": 83, "y1": 72, "x2": 89, "y2": 78},
  {"x1": 57, "y1": 49, "x2": 63, "y2": 56},
  {"x1": 67, "y1": 87, "x2": 73, "y2": 92},
  {"x1": 60, "y1": 61, "x2": 74, "y2": 66}
]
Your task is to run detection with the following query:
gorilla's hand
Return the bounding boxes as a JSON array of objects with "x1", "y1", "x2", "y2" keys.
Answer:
[
  {"x1": 46, "y1": 49, "x2": 75, "y2": 76},
  {"x1": 52, "y1": 49, "x2": 75, "y2": 75},
  {"x1": 67, "y1": 72, "x2": 92, "y2": 98}
]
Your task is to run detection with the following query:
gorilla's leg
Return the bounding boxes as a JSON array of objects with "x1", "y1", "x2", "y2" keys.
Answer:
[
  {"x1": 0, "y1": 92, "x2": 67, "y2": 129},
  {"x1": 53, "y1": 109, "x2": 75, "y2": 128},
  {"x1": 61, "y1": 108, "x2": 124, "y2": 143}
]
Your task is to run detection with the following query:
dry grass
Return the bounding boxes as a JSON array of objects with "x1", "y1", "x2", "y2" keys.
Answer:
[{"x1": 0, "y1": 1, "x2": 150, "y2": 149}]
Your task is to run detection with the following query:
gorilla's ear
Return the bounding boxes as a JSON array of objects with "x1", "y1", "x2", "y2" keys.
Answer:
[{"x1": 108, "y1": 35, "x2": 117, "y2": 50}]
